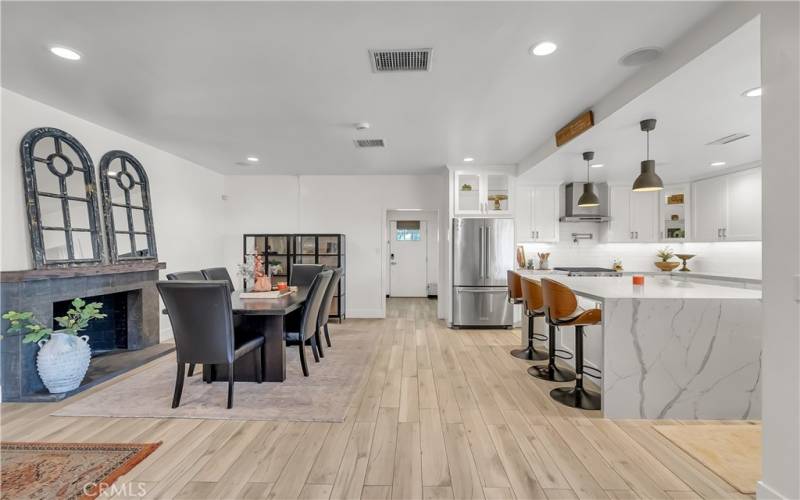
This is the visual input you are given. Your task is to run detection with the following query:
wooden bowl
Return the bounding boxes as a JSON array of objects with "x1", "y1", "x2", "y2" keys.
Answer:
[{"x1": 654, "y1": 261, "x2": 680, "y2": 272}]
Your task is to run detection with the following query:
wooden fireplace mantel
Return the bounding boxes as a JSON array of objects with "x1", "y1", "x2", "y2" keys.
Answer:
[{"x1": 0, "y1": 261, "x2": 167, "y2": 283}]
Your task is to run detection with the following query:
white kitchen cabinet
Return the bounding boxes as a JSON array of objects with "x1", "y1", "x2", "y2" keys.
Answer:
[
  {"x1": 691, "y1": 168, "x2": 761, "y2": 241},
  {"x1": 516, "y1": 185, "x2": 559, "y2": 242},
  {"x1": 605, "y1": 185, "x2": 658, "y2": 242},
  {"x1": 454, "y1": 171, "x2": 513, "y2": 216}
]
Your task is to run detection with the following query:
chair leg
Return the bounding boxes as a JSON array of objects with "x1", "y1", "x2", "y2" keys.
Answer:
[
  {"x1": 324, "y1": 324, "x2": 332, "y2": 347},
  {"x1": 315, "y1": 327, "x2": 325, "y2": 358},
  {"x1": 310, "y1": 335, "x2": 321, "y2": 363},
  {"x1": 260, "y1": 343, "x2": 267, "y2": 381},
  {"x1": 227, "y1": 362, "x2": 235, "y2": 409},
  {"x1": 550, "y1": 326, "x2": 601, "y2": 410},
  {"x1": 511, "y1": 313, "x2": 547, "y2": 360},
  {"x1": 299, "y1": 343, "x2": 310, "y2": 376},
  {"x1": 172, "y1": 363, "x2": 185, "y2": 409},
  {"x1": 255, "y1": 348, "x2": 263, "y2": 384},
  {"x1": 528, "y1": 324, "x2": 576, "y2": 382},
  {"x1": 205, "y1": 364, "x2": 214, "y2": 384},
  {"x1": 187, "y1": 363, "x2": 195, "y2": 377}
]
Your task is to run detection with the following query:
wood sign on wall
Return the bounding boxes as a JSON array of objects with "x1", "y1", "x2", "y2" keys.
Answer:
[{"x1": 555, "y1": 110, "x2": 594, "y2": 147}]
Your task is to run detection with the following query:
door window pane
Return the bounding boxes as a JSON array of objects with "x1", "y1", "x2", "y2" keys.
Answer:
[{"x1": 396, "y1": 221, "x2": 421, "y2": 241}]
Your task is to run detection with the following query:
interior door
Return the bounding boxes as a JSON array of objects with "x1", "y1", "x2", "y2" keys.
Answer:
[{"x1": 389, "y1": 220, "x2": 428, "y2": 297}]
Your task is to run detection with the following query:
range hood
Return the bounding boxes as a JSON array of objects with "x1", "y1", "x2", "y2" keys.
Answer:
[{"x1": 560, "y1": 182, "x2": 611, "y2": 222}]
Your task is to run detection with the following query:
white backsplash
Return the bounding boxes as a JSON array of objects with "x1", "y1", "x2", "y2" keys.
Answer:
[{"x1": 519, "y1": 222, "x2": 762, "y2": 278}]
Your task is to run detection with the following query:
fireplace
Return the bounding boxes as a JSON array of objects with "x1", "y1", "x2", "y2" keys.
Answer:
[{"x1": 1, "y1": 262, "x2": 171, "y2": 401}]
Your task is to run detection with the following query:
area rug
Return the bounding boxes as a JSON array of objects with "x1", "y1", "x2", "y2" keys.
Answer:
[
  {"x1": 654, "y1": 424, "x2": 761, "y2": 494},
  {"x1": 53, "y1": 329, "x2": 376, "y2": 422},
  {"x1": 0, "y1": 441, "x2": 160, "y2": 499}
]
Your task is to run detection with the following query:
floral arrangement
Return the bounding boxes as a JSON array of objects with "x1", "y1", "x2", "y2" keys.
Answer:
[{"x1": 3, "y1": 298, "x2": 105, "y2": 344}]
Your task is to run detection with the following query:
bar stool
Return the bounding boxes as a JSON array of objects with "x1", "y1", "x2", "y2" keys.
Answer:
[
  {"x1": 523, "y1": 277, "x2": 575, "y2": 383},
  {"x1": 541, "y1": 278, "x2": 602, "y2": 410},
  {"x1": 511, "y1": 272, "x2": 547, "y2": 361}
]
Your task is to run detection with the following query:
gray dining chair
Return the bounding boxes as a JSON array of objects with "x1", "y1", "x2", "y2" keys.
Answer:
[
  {"x1": 290, "y1": 264, "x2": 323, "y2": 287},
  {"x1": 285, "y1": 270, "x2": 332, "y2": 376}
]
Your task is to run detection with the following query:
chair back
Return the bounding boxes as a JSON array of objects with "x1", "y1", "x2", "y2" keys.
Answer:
[
  {"x1": 202, "y1": 267, "x2": 235, "y2": 292},
  {"x1": 156, "y1": 281, "x2": 235, "y2": 365},
  {"x1": 166, "y1": 271, "x2": 206, "y2": 281},
  {"x1": 507, "y1": 271, "x2": 523, "y2": 302},
  {"x1": 318, "y1": 268, "x2": 343, "y2": 327},
  {"x1": 290, "y1": 264, "x2": 324, "y2": 287},
  {"x1": 299, "y1": 270, "x2": 333, "y2": 341},
  {"x1": 541, "y1": 278, "x2": 578, "y2": 322},
  {"x1": 520, "y1": 277, "x2": 544, "y2": 314}
]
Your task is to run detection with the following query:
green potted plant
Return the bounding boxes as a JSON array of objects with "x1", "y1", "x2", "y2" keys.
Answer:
[
  {"x1": 3, "y1": 298, "x2": 106, "y2": 394},
  {"x1": 654, "y1": 247, "x2": 680, "y2": 272}
]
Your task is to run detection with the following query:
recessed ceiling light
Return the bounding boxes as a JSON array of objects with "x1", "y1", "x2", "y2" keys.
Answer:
[
  {"x1": 590, "y1": 163, "x2": 604, "y2": 168},
  {"x1": 463, "y1": 157, "x2": 475, "y2": 162},
  {"x1": 619, "y1": 47, "x2": 663, "y2": 67},
  {"x1": 355, "y1": 122, "x2": 371, "y2": 130},
  {"x1": 530, "y1": 42, "x2": 557, "y2": 56},
  {"x1": 246, "y1": 156, "x2": 259, "y2": 163},
  {"x1": 49, "y1": 46, "x2": 81, "y2": 61},
  {"x1": 710, "y1": 161, "x2": 726, "y2": 167},
  {"x1": 742, "y1": 87, "x2": 762, "y2": 97}
]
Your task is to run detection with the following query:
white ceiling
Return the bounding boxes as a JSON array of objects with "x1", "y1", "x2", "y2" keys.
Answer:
[
  {"x1": 1, "y1": 2, "x2": 720, "y2": 175},
  {"x1": 519, "y1": 17, "x2": 761, "y2": 185}
]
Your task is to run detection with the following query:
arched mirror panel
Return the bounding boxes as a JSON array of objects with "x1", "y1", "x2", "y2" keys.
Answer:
[
  {"x1": 99, "y1": 150, "x2": 157, "y2": 262},
  {"x1": 20, "y1": 127, "x2": 104, "y2": 268}
]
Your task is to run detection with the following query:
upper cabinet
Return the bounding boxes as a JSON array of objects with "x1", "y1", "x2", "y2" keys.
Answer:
[
  {"x1": 659, "y1": 184, "x2": 690, "y2": 242},
  {"x1": 692, "y1": 167, "x2": 761, "y2": 241},
  {"x1": 516, "y1": 185, "x2": 559, "y2": 242},
  {"x1": 453, "y1": 170, "x2": 514, "y2": 216},
  {"x1": 604, "y1": 185, "x2": 659, "y2": 242}
]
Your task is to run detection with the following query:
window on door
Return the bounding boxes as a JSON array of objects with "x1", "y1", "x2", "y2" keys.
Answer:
[{"x1": 395, "y1": 220, "x2": 421, "y2": 241}]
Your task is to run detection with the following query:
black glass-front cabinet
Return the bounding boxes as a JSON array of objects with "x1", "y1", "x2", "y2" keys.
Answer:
[{"x1": 242, "y1": 233, "x2": 345, "y2": 321}]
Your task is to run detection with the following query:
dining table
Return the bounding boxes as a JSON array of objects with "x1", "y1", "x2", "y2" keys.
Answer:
[{"x1": 202, "y1": 287, "x2": 308, "y2": 384}]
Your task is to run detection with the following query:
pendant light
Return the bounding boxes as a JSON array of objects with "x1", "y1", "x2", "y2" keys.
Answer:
[
  {"x1": 632, "y1": 118, "x2": 664, "y2": 192},
  {"x1": 577, "y1": 151, "x2": 600, "y2": 207}
]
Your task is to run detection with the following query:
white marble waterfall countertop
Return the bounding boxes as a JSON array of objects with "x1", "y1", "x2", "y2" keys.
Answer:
[{"x1": 517, "y1": 273, "x2": 761, "y2": 301}]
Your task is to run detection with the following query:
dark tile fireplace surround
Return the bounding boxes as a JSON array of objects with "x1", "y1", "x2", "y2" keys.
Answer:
[{"x1": 1, "y1": 262, "x2": 171, "y2": 402}]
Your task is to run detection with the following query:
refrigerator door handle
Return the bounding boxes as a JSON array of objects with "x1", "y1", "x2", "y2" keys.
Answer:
[
  {"x1": 485, "y1": 225, "x2": 490, "y2": 278},
  {"x1": 478, "y1": 226, "x2": 483, "y2": 279}
]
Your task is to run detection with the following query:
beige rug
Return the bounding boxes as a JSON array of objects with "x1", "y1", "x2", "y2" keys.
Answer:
[
  {"x1": 54, "y1": 329, "x2": 376, "y2": 422},
  {"x1": 654, "y1": 424, "x2": 761, "y2": 494}
]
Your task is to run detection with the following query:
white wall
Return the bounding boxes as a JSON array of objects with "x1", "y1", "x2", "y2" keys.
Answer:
[
  {"x1": 519, "y1": 222, "x2": 762, "y2": 278},
  {"x1": 385, "y1": 209, "x2": 439, "y2": 297},
  {"x1": 1, "y1": 89, "x2": 226, "y2": 339},
  {"x1": 222, "y1": 174, "x2": 447, "y2": 319}
]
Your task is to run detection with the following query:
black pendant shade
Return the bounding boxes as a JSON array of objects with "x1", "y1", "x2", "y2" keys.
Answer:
[
  {"x1": 633, "y1": 119, "x2": 663, "y2": 192},
  {"x1": 577, "y1": 151, "x2": 600, "y2": 207}
]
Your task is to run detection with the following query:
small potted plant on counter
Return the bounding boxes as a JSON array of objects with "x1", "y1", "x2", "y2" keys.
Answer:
[
  {"x1": 2, "y1": 298, "x2": 106, "y2": 394},
  {"x1": 655, "y1": 247, "x2": 680, "y2": 272}
]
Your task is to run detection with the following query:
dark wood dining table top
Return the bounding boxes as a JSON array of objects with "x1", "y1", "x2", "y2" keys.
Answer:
[{"x1": 230, "y1": 287, "x2": 308, "y2": 316}]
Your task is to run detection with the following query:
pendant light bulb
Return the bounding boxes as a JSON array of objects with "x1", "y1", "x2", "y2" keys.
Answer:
[
  {"x1": 578, "y1": 151, "x2": 600, "y2": 207},
  {"x1": 633, "y1": 119, "x2": 663, "y2": 192}
]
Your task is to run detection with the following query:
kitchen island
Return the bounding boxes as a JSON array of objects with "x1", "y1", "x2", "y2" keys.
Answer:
[{"x1": 518, "y1": 273, "x2": 762, "y2": 420}]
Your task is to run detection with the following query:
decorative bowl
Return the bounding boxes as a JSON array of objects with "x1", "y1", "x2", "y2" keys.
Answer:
[{"x1": 654, "y1": 261, "x2": 680, "y2": 272}]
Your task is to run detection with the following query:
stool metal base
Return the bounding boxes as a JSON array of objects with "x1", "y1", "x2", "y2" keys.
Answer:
[
  {"x1": 550, "y1": 386, "x2": 601, "y2": 411},
  {"x1": 528, "y1": 363, "x2": 575, "y2": 382},
  {"x1": 510, "y1": 346, "x2": 548, "y2": 361}
]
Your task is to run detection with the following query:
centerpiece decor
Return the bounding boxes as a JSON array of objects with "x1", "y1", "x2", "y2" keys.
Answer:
[
  {"x1": 655, "y1": 247, "x2": 680, "y2": 272},
  {"x1": 251, "y1": 254, "x2": 272, "y2": 292},
  {"x1": 3, "y1": 298, "x2": 106, "y2": 393}
]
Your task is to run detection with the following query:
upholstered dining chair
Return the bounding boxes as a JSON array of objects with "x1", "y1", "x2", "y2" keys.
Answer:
[
  {"x1": 201, "y1": 267, "x2": 235, "y2": 292},
  {"x1": 289, "y1": 264, "x2": 323, "y2": 287},
  {"x1": 157, "y1": 281, "x2": 265, "y2": 409},
  {"x1": 316, "y1": 267, "x2": 343, "y2": 353},
  {"x1": 285, "y1": 270, "x2": 332, "y2": 376},
  {"x1": 165, "y1": 271, "x2": 207, "y2": 377}
]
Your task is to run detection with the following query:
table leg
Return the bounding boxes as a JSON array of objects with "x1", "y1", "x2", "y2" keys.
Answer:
[{"x1": 263, "y1": 315, "x2": 287, "y2": 382}]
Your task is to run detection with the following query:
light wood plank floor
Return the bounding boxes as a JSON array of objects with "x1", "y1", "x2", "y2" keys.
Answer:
[{"x1": 1, "y1": 298, "x2": 755, "y2": 499}]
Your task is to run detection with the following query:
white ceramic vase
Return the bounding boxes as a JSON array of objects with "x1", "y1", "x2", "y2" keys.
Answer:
[{"x1": 36, "y1": 332, "x2": 91, "y2": 393}]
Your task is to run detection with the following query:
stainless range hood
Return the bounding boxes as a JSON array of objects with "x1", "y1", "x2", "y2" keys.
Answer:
[{"x1": 560, "y1": 182, "x2": 610, "y2": 222}]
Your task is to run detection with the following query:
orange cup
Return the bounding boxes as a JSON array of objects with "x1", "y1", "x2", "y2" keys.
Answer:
[
  {"x1": 632, "y1": 275, "x2": 645, "y2": 285},
  {"x1": 276, "y1": 282, "x2": 288, "y2": 290}
]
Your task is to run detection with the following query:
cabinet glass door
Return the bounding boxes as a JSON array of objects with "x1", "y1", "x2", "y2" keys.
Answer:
[
  {"x1": 661, "y1": 188, "x2": 688, "y2": 241},
  {"x1": 485, "y1": 174, "x2": 510, "y2": 213},
  {"x1": 455, "y1": 173, "x2": 481, "y2": 213}
]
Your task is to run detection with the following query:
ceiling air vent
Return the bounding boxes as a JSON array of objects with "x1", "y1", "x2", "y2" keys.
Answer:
[
  {"x1": 369, "y1": 48, "x2": 432, "y2": 72},
  {"x1": 706, "y1": 133, "x2": 750, "y2": 145},
  {"x1": 354, "y1": 139, "x2": 385, "y2": 148}
]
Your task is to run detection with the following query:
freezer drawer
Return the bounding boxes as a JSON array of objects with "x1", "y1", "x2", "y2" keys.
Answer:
[{"x1": 452, "y1": 287, "x2": 512, "y2": 327}]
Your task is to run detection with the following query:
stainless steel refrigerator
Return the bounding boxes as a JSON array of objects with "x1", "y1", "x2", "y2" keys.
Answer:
[{"x1": 452, "y1": 218, "x2": 514, "y2": 327}]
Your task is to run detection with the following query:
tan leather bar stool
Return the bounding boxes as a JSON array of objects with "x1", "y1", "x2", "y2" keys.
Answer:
[
  {"x1": 511, "y1": 272, "x2": 547, "y2": 360},
  {"x1": 541, "y1": 278, "x2": 602, "y2": 410},
  {"x1": 524, "y1": 277, "x2": 576, "y2": 383}
]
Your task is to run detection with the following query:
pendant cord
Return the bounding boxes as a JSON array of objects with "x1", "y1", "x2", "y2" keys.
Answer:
[
  {"x1": 646, "y1": 130, "x2": 650, "y2": 161},
  {"x1": 586, "y1": 160, "x2": 590, "y2": 182}
]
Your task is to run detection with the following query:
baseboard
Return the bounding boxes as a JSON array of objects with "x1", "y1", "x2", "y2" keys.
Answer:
[
  {"x1": 347, "y1": 309, "x2": 385, "y2": 319},
  {"x1": 757, "y1": 480, "x2": 791, "y2": 500}
]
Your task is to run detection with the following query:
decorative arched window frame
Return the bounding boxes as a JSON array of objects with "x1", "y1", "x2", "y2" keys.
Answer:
[
  {"x1": 20, "y1": 127, "x2": 105, "y2": 268},
  {"x1": 98, "y1": 150, "x2": 158, "y2": 262}
]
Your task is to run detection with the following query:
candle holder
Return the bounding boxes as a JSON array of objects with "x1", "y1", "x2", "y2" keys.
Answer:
[{"x1": 675, "y1": 254, "x2": 695, "y2": 272}]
